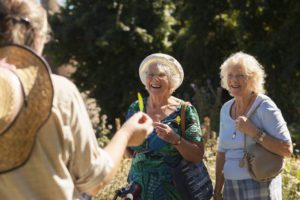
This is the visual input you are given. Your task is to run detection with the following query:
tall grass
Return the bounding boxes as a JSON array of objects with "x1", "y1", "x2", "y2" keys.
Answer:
[{"x1": 93, "y1": 140, "x2": 300, "y2": 200}]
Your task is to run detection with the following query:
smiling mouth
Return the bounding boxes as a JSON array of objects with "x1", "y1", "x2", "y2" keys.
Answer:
[
  {"x1": 231, "y1": 85, "x2": 240, "y2": 89},
  {"x1": 151, "y1": 84, "x2": 161, "y2": 89}
]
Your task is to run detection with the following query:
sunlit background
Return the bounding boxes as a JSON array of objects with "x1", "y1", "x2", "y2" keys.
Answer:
[{"x1": 38, "y1": 0, "x2": 65, "y2": 6}]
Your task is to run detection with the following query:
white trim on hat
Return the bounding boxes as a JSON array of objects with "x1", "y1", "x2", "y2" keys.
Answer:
[{"x1": 139, "y1": 53, "x2": 184, "y2": 91}]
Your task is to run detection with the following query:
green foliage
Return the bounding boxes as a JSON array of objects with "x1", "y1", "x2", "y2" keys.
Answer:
[
  {"x1": 44, "y1": 2, "x2": 300, "y2": 198},
  {"x1": 96, "y1": 114, "x2": 112, "y2": 147},
  {"x1": 172, "y1": 0, "x2": 300, "y2": 132},
  {"x1": 173, "y1": 0, "x2": 234, "y2": 90},
  {"x1": 282, "y1": 157, "x2": 300, "y2": 199},
  {"x1": 48, "y1": 0, "x2": 178, "y2": 120},
  {"x1": 227, "y1": 0, "x2": 300, "y2": 124},
  {"x1": 94, "y1": 140, "x2": 300, "y2": 200},
  {"x1": 47, "y1": 0, "x2": 300, "y2": 132},
  {"x1": 289, "y1": 123, "x2": 300, "y2": 151},
  {"x1": 80, "y1": 91, "x2": 112, "y2": 147}
]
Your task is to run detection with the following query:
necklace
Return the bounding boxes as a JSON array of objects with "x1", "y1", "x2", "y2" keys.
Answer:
[
  {"x1": 232, "y1": 105, "x2": 238, "y2": 139},
  {"x1": 231, "y1": 93, "x2": 255, "y2": 140}
]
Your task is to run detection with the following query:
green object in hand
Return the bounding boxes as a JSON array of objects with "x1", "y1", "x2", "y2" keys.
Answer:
[{"x1": 137, "y1": 92, "x2": 144, "y2": 111}]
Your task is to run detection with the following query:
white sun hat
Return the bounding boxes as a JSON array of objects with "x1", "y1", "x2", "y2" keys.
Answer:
[{"x1": 139, "y1": 53, "x2": 184, "y2": 91}]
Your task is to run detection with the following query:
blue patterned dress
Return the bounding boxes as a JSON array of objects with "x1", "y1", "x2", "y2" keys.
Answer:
[{"x1": 126, "y1": 97, "x2": 202, "y2": 200}]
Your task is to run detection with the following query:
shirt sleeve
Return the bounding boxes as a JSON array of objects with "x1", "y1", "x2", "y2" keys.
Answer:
[
  {"x1": 183, "y1": 104, "x2": 202, "y2": 142},
  {"x1": 55, "y1": 76, "x2": 114, "y2": 193},
  {"x1": 259, "y1": 99, "x2": 292, "y2": 143}
]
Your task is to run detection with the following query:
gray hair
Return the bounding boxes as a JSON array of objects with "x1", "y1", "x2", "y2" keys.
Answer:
[
  {"x1": 142, "y1": 62, "x2": 182, "y2": 94},
  {"x1": 220, "y1": 52, "x2": 266, "y2": 94},
  {"x1": 0, "y1": 0, "x2": 49, "y2": 52}
]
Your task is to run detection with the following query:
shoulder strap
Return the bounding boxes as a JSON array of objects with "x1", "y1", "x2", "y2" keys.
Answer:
[
  {"x1": 244, "y1": 99, "x2": 265, "y2": 150},
  {"x1": 180, "y1": 102, "x2": 190, "y2": 137}
]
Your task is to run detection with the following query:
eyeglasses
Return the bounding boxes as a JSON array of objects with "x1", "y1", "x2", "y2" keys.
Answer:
[
  {"x1": 227, "y1": 74, "x2": 247, "y2": 81},
  {"x1": 146, "y1": 72, "x2": 167, "y2": 79}
]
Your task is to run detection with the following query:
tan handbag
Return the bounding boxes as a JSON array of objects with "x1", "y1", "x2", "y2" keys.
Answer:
[
  {"x1": 245, "y1": 142, "x2": 283, "y2": 182},
  {"x1": 242, "y1": 100, "x2": 284, "y2": 182}
]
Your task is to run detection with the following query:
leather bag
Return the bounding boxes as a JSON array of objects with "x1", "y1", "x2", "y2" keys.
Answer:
[
  {"x1": 172, "y1": 102, "x2": 213, "y2": 200},
  {"x1": 245, "y1": 142, "x2": 283, "y2": 182},
  {"x1": 243, "y1": 100, "x2": 284, "y2": 182}
]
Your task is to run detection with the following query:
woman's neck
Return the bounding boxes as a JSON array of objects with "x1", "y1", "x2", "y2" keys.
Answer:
[
  {"x1": 148, "y1": 95, "x2": 171, "y2": 108},
  {"x1": 234, "y1": 92, "x2": 256, "y2": 116},
  {"x1": 146, "y1": 95, "x2": 180, "y2": 122}
]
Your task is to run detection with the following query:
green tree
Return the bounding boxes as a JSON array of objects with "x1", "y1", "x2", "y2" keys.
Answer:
[
  {"x1": 48, "y1": 0, "x2": 178, "y2": 121},
  {"x1": 48, "y1": 0, "x2": 300, "y2": 139},
  {"x1": 228, "y1": 0, "x2": 300, "y2": 125},
  {"x1": 173, "y1": 0, "x2": 300, "y2": 133},
  {"x1": 172, "y1": 0, "x2": 236, "y2": 130}
]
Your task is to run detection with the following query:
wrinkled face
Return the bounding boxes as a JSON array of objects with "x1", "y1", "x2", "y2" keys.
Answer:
[
  {"x1": 227, "y1": 64, "x2": 251, "y2": 97},
  {"x1": 145, "y1": 63, "x2": 171, "y2": 97}
]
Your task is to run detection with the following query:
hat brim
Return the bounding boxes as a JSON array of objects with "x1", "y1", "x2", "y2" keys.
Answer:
[
  {"x1": 0, "y1": 44, "x2": 53, "y2": 173},
  {"x1": 139, "y1": 53, "x2": 184, "y2": 91}
]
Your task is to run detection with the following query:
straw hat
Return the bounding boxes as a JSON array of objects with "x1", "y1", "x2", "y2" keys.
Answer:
[
  {"x1": 139, "y1": 53, "x2": 184, "y2": 91},
  {"x1": 0, "y1": 44, "x2": 53, "y2": 173}
]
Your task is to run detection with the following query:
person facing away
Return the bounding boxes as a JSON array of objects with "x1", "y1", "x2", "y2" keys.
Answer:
[
  {"x1": 0, "y1": 0, "x2": 153, "y2": 199},
  {"x1": 125, "y1": 53, "x2": 205, "y2": 200},
  {"x1": 213, "y1": 52, "x2": 293, "y2": 200}
]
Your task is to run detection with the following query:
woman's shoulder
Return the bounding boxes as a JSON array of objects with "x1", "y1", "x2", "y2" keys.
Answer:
[
  {"x1": 170, "y1": 96, "x2": 184, "y2": 104},
  {"x1": 257, "y1": 94, "x2": 278, "y2": 110},
  {"x1": 221, "y1": 98, "x2": 234, "y2": 112}
]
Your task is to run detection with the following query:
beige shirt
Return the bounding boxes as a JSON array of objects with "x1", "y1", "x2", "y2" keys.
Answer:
[{"x1": 0, "y1": 75, "x2": 113, "y2": 200}]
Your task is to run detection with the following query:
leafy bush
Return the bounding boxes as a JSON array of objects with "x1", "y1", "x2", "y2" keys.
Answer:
[
  {"x1": 282, "y1": 157, "x2": 300, "y2": 199},
  {"x1": 81, "y1": 91, "x2": 112, "y2": 147}
]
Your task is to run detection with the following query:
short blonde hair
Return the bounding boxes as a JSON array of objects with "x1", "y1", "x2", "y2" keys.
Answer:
[{"x1": 220, "y1": 52, "x2": 266, "y2": 94}]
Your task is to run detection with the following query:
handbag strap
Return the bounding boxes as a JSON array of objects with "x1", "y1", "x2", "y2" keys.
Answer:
[
  {"x1": 180, "y1": 102, "x2": 191, "y2": 136},
  {"x1": 243, "y1": 99, "x2": 265, "y2": 152}
]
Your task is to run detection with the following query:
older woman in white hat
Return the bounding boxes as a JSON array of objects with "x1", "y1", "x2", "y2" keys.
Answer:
[
  {"x1": 0, "y1": 0, "x2": 153, "y2": 199},
  {"x1": 125, "y1": 53, "x2": 205, "y2": 200}
]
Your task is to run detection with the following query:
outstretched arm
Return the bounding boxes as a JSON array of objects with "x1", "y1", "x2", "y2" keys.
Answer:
[{"x1": 86, "y1": 112, "x2": 153, "y2": 195}]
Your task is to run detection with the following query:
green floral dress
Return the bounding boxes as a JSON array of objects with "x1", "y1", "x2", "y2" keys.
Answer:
[{"x1": 126, "y1": 97, "x2": 202, "y2": 200}]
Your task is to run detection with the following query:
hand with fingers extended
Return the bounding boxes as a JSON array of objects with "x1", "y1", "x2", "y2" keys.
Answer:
[{"x1": 153, "y1": 122, "x2": 180, "y2": 145}]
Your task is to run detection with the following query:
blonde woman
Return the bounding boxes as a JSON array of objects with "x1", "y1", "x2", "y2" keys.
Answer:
[{"x1": 213, "y1": 52, "x2": 293, "y2": 200}]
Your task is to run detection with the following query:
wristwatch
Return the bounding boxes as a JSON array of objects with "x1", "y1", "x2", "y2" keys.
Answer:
[
  {"x1": 255, "y1": 129, "x2": 266, "y2": 143},
  {"x1": 173, "y1": 135, "x2": 182, "y2": 145}
]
